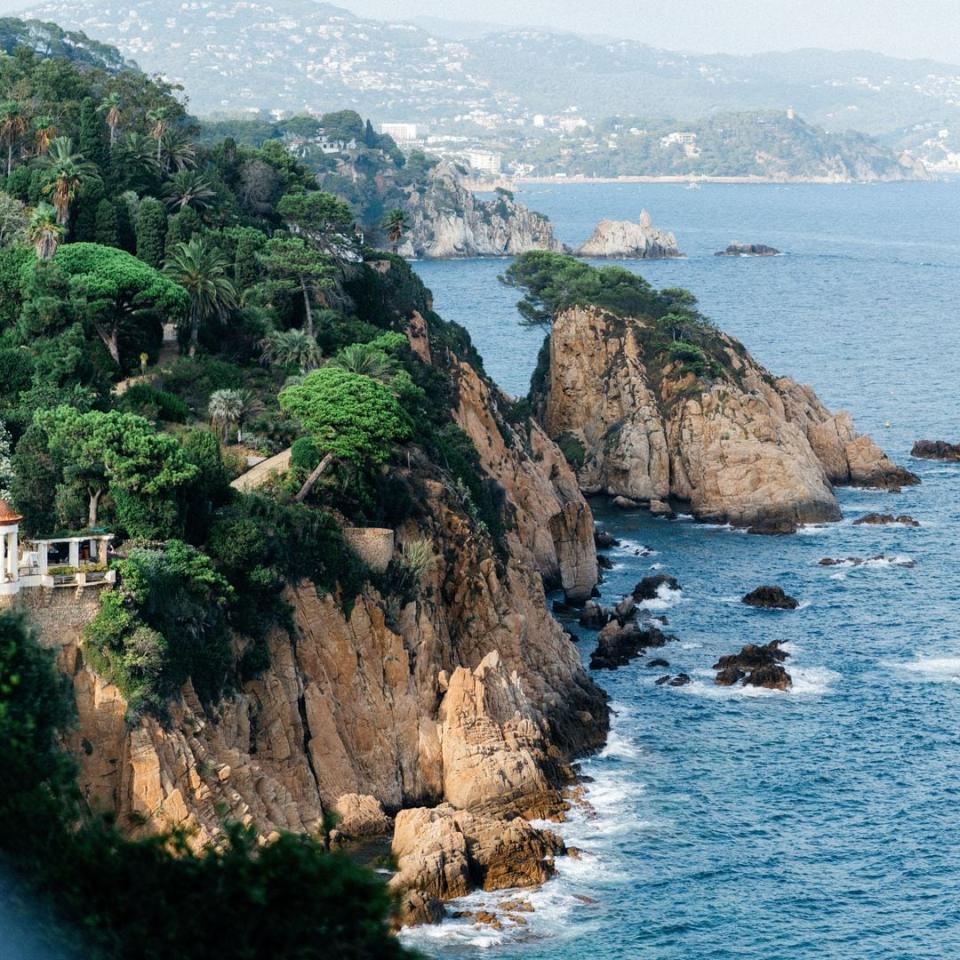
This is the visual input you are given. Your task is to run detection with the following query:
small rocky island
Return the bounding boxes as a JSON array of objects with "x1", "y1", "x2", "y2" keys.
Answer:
[
  {"x1": 714, "y1": 641, "x2": 792, "y2": 690},
  {"x1": 576, "y1": 210, "x2": 682, "y2": 259},
  {"x1": 911, "y1": 440, "x2": 960, "y2": 461},
  {"x1": 505, "y1": 254, "x2": 919, "y2": 531},
  {"x1": 715, "y1": 242, "x2": 781, "y2": 256}
]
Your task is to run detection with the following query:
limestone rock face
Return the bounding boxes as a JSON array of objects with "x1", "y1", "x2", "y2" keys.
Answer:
[
  {"x1": 576, "y1": 210, "x2": 681, "y2": 259},
  {"x1": 397, "y1": 163, "x2": 561, "y2": 259},
  {"x1": 539, "y1": 306, "x2": 915, "y2": 527},
  {"x1": 389, "y1": 804, "x2": 565, "y2": 926}
]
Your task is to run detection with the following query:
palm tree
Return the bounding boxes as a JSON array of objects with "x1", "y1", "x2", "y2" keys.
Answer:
[
  {"x1": 98, "y1": 93, "x2": 123, "y2": 148},
  {"x1": 158, "y1": 130, "x2": 196, "y2": 173},
  {"x1": 259, "y1": 328, "x2": 322, "y2": 373},
  {"x1": 163, "y1": 170, "x2": 215, "y2": 212},
  {"x1": 327, "y1": 342, "x2": 395, "y2": 381},
  {"x1": 0, "y1": 101, "x2": 28, "y2": 177},
  {"x1": 116, "y1": 132, "x2": 160, "y2": 190},
  {"x1": 37, "y1": 137, "x2": 100, "y2": 225},
  {"x1": 382, "y1": 208, "x2": 408, "y2": 254},
  {"x1": 164, "y1": 236, "x2": 238, "y2": 357},
  {"x1": 32, "y1": 115, "x2": 57, "y2": 157},
  {"x1": 208, "y1": 389, "x2": 244, "y2": 443},
  {"x1": 208, "y1": 388, "x2": 262, "y2": 443},
  {"x1": 27, "y1": 202, "x2": 63, "y2": 260},
  {"x1": 146, "y1": 107, "x2": 169, "y2": 163}
]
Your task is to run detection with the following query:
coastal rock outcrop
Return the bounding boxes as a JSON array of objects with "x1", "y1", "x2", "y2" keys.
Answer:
[
  {"x1": 713, "y1": 641, "x2": 791, "y2": 689},
  {"x1": 397, "y1": 162, "x2": 562, "y2": 259},
  {"x1": 576, "y1": 210, "x2": 681, "y2": 259},
  {"x1": 389, "y1": 804, "x2": 565, "y2": 926},
  {"x1": 742, "y1": 586, "x2": 799, "y2": 609},
  {"x1": 715, "y1": 242, "x2": 781, "y2": 256},
  {"x1": 853, "y1": 513, "x2": 919, "y2": 527},
  {"x1": 911, "y1": 440, "x2": 960, "y2": 461},
  {"x1": 590, "y1": 622, "x2": 671, "y2": 671},
  {"x1": 539, "y1": 304, "x2": 917, "y2": 527}
]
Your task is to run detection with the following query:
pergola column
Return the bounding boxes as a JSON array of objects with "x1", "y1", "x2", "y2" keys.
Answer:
[
  {"x1": 7, "y1": 531, "x2": 16, "y2": 580},
  {"x1": 68, "y1": 541, "x2": 80, "y2": 568},
  {"x1": 0, "y1": 534, "x2": 6, "y2": 581}
]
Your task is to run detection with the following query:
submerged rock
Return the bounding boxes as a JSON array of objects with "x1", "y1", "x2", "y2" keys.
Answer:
[
  {"x1": 713, "y1": 641, "x2": 792, "y2": 690},
  {"x1": 649, "y1": 498, "x2": 676, "y2": 518},
  {"x1": 647, "y1": 658, "x2": 670, "y2": 668},
  {"x1": 576, "y1": 210, "x2": 682, "y2": 259},
  {"x1": 632, "y1": 574, "x2": 681, "y2": 601},
  {"x1": 747, "y1": 517, "x2": 798, "y2": 536},
  {"x1": 742, "y1": 586, "x2": 799, "y2": 610},
  {"x1": 853, "y1": 513, "x2": 920, "y2": 527},
  {"x1": 655, "y1": 673, "x2": 692, "y2": 686},
  {"x1": 819, "y1": 554, "x2": 915, "y2": 568},
  {"x1": 612, "y1": 495, "x2": 640, "y2": 510},
  {"x1": 715, "y1": 242, "x2": 781, "y2": 257},
  {"x1": 911, "y1": 439, "x2": 960, "y2": 461}
]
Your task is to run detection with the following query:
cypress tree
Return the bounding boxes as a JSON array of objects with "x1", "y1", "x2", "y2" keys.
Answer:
[
  {"x1": 135, "y1": 198, "x2": 168, "y2": 267},
  {"x1": 165, "y1": 206, "x2": 201, "y2": 248},
  {"x1": 78, "y1": 97, "x2": 108, "y2": 172},
  {"x1": 94, "y1": 198, "x2": 119, "y2": 247},
  {"x1": 234, "y1": 227, "x2": 264, "y2": 293},
  {"x1": 73, "y1": 178, "x2": 105, "y2": 242}
]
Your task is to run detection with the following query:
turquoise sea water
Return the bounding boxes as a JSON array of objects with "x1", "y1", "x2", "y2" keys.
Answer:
[{"x1": 406, "y1": 182, "x2": 960, "y2": 959}]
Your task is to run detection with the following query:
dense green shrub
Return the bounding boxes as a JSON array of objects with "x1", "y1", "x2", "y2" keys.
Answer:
[
  {"x1": 84, "y1": 541, "x2": 234, "y2": 718},
  {"x1": 117, "y1": 383, "x2": 190, "y2": 422}
]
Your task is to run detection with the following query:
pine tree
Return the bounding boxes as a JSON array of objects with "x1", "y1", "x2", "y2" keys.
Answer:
[
  {"x1": 135, "y1": 198, "x2": 167, "y2": 267},
  {"x1": 94, "y1": 198, "x2": 118, "y2": 247}
]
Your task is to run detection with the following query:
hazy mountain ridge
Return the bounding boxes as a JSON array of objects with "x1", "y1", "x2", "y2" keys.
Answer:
[{"x1": 21, "y1": 0, "x2": 960, "y2": 137}]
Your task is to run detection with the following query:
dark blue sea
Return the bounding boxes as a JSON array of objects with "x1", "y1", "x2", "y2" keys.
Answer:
[{"x1": 405, "y1": 182, "x2": 960, "y2": 959}]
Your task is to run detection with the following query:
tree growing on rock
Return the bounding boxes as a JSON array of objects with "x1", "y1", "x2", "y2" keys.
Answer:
[{"x1": 278, "y1": 367, "x2": 411, "y2": 501}]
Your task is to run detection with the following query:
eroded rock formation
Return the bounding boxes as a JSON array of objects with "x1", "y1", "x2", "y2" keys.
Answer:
[
  {"x1": 397, "y1": 162, "x2": 562, "y2": 258},
  {"x1": 538, "y1": 305, "x2": 917, "y2": 528},
  {"x1": 576, "y1": 210, "x2": 681, "y2": 259}
]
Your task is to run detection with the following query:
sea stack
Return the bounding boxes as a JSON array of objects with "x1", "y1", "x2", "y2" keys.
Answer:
[{"x1": 576, "y1": 210, "x2": 682, "y2": 259}]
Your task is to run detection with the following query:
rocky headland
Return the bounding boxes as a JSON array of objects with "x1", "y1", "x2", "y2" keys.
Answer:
[
  {"x1": 397, "y1": 162, "x2": 562, "y2": 259},
  {"x1": 575, "y1": 210, "x2": 682, "y2": 259},
  {"x1": 43, "y1": 258, "x2": 609, "y2": 930},
  {"x1": 521, "y1": 260, "x2": 918, "y2": 529}
]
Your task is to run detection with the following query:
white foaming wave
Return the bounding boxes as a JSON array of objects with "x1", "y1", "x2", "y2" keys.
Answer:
[
  {"x1": 638, "y1": 584, "x2": 683, "y2": 612},
  {"x1": 680, "y1": 641, "x2": 702, "y2": 650},
  {"x1": 679, "y1": 664, "x2": 838, "y2": 699},
  {"x1": 888, "y1": 656, "x2": 960, "y2": 682},
  {"x1": 649, "y1": 561, "x2": 665, "y2": 570},
  {"x1": 613, "y1": 538, "x2": 658, "y2": 557},
  {"x1": 597, "y1": 729, "x2": 642, "y2": 761},
  {"x1": 797, "y1": 523, "x2": 833, "y2": 536}
]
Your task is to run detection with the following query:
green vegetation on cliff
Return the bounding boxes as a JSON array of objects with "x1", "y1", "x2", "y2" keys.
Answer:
[{"x1": 0, "y1": 29, "x2": 519, "y2": 953}]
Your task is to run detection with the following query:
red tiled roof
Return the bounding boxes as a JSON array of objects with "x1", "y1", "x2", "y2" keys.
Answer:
[{"x1": 0, "y1": 500, "x2": 23, "y2": 524}]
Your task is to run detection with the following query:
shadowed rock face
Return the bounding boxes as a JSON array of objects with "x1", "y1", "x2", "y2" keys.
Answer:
[
  {"x1": 742, "y1": 586, "x2": 799, "y2": 609},
  {"x1": 397, "y1": 162, "x2": 561, "y2": 259},
  {"x1": 539, "y1": 305, "x2": 918, "y2": 528},
  {"x1": 911, "y1": 439, "x2": 960, "y2": 461}
]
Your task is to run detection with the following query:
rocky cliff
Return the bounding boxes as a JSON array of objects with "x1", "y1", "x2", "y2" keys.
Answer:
[
  {"x1": 538, "y1": 305, "x2": 916, "y2": 528},
  {"x1": 397, "y1": 162, "x2": 562, "y2": 259},
  {"x1": 48, "y1": 296, "x2": 607, "y2": 927},
  {"x1": 576, "y1": 210, "x2": 681, "y2": 259}
]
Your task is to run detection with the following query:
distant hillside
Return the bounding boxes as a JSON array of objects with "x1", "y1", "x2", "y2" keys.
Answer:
[
  {"x1": 514, "y1": 111, "x2": 926, "y2": 182},
  {"x1": 21, "y1": 0, "x2": 960, "y2": 136},
  {"x1": 0, "y1": 16, "x2": 134, "y2": 72}
]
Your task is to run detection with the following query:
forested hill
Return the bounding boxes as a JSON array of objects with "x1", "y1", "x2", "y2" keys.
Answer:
[{"x1": 0, "y1": 17, "x2": 133, "y2": 71}]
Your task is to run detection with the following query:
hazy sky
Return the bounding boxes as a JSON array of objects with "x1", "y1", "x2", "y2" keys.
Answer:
[{"x1": 2, "y1": 0, "x2": 958, "y2": 62}]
